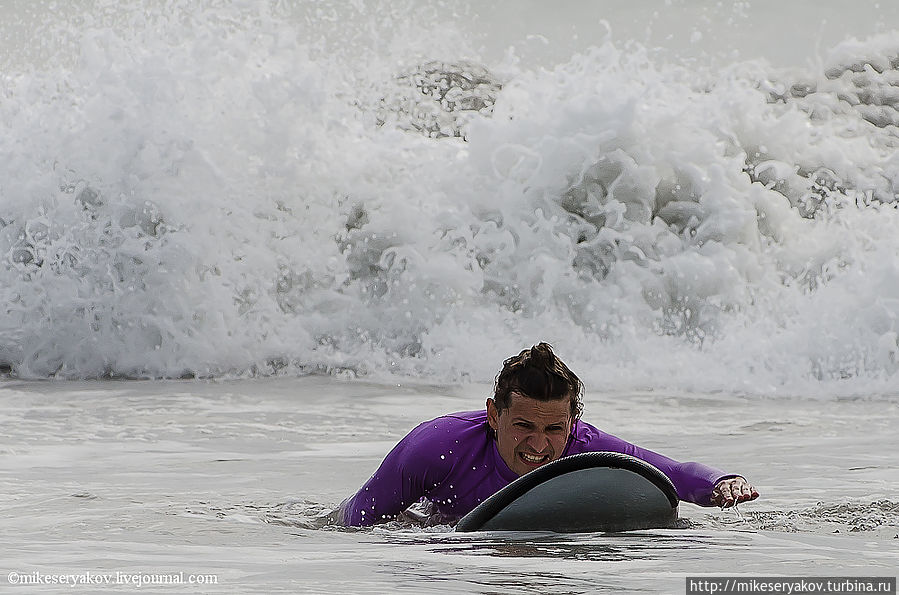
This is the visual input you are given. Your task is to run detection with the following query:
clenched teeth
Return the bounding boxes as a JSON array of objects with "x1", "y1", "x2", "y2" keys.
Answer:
[{"x1": 520, "y1": 452, "x2": 549, "y2": 463}]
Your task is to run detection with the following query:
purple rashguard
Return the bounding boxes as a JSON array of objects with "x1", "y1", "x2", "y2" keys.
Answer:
[{"x1": 341, "y1": 410, "x2": 737, "y2": 526}]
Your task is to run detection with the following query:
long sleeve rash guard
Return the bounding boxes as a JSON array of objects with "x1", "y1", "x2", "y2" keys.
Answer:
[{"x1": 341, "y1": 410, "x2": 737, "y2": 526}]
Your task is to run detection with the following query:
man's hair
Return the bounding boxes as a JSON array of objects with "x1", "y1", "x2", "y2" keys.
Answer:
[{"x1": 493, "y1": 342, "x2": 584, "y2": 419}]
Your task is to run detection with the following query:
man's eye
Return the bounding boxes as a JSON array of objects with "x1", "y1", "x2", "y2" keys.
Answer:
[
  {"x1": 547, "y1": 426, "x2": 564, "y2": 432},
  {"x1": 513, "y1": 422, "x2": 531, "y2": 429}
]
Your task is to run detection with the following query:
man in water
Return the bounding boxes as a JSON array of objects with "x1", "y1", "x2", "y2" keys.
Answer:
[{"x1": 341, "y1": 343, "x2": 758, "y2": 526}]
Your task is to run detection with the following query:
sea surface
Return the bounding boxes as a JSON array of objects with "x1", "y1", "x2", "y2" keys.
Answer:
[
  {"x1": 2, "y1": 0, "x2": 899, "y2": 592},
  {"x1": 2, "y1": 378, "x2": 897, "y2": 593}
]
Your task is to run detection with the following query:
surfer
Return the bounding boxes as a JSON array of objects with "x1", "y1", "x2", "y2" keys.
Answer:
[{"x1": 340, "y1": 342, "x2": 758, "y2": 526}]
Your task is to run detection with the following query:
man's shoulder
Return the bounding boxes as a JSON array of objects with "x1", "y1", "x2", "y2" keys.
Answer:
[
  {"x1": 410, "y1": 410, "x2": 488, "y2": 436},
  {"x1": 395, "y1": 410, "x2": 490, "y2": 466},
  {"x1": 572, "y1": 417, "x2": 603, "y2": 436},
  {"x1": 567, "y1": 418, "x2": 620, "y2": 453}
]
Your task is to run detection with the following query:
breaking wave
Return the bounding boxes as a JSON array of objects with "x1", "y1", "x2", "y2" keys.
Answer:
[{"x1": 2, "y1": 0, "x2": 899, "y2": 395}]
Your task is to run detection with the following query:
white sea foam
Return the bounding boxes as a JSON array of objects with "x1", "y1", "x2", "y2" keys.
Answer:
[{"x1": 1, "y1": 1, "x2": 899, "y2": 395}]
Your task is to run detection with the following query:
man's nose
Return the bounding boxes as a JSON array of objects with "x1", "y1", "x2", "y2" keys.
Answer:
[{"x1": 526, "y1": 433, "x2": 549, "y2": 452}]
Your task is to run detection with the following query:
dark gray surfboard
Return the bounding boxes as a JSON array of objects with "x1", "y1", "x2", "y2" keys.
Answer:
[{"x1": 454, "y1": 451, "x2": 679, "y2": 533}]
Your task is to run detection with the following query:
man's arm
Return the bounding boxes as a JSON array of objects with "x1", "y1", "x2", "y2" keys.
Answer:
[
  {"x1": 580, "y1": 430, "x2": 758, "y2": 506},
  {"x1": 340, "y1": 420, "x2": 449, "y2": 526}
]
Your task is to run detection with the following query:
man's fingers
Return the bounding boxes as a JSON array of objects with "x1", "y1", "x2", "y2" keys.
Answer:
[
  {"x1": 718, "y1": 482, "x2": 736, "y2": 507},
  {"x1": 712, "y1": 484, "x2": 726, "y2": 503},
  {"x1": 713, "y1": 478, "x2": 760, "y2": 507},
  {"x1": 736, "y1": 481, "x2": 759, "y2": 502},
  {"x1": 727, "y1": 480, "x2": 759, "y2": 506},
  {"x1": 711, "y1": 478, "x2": 761, "y2": 509}
]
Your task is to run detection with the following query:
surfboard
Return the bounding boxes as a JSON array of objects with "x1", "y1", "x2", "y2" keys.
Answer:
[{"x1": 454, "y1": 451, "x2": 679, "y2": 533}]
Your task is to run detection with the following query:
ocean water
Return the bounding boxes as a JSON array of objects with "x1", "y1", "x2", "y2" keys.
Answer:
[
  {"x1": 2, "y1": 1, "x2": 899, "y2": 592},
  {"x1": 2, "y1": 378, "x2": 897, "y2": 593}
]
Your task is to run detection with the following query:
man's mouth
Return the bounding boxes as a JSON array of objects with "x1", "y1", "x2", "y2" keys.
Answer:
[{"x1": 519, "y1": 452, "x2": 550, "y2": 466}]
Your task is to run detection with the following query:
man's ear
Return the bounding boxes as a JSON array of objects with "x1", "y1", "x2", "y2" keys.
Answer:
[{"x1": 486, "y1": 398, "x2": 499, "y2": 431}]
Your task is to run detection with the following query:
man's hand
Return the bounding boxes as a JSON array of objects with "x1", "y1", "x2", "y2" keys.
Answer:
[{"x1": 711, "y1": 476, "x2": 759, "y2": 508}]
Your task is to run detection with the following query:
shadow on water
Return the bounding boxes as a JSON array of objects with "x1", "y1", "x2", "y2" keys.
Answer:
[{"x1": 382, "y1": 530, "x2": 739, "y2": 562}]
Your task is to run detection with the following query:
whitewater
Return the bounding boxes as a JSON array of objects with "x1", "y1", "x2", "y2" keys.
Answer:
[
  {"x1": 1, "y1": 0, "x2": 899, "y2": 394},
  {"x1": 2, "y1": 0, "x2": 898, "y2": 593}
]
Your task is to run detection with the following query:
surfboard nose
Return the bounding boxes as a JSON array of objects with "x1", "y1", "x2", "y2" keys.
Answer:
[{"x1": 455, "y1": 452, "x2": 679, "y2": 533}]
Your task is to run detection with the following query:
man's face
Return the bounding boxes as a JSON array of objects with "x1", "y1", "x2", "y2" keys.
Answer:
[{"x1": 487, "y1": 392, "x2": 573, "y2": 476}]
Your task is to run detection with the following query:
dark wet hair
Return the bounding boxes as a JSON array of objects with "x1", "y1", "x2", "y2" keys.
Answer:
[{"x1": 493, "y1": 342, "x2": 584, "y2": 420}]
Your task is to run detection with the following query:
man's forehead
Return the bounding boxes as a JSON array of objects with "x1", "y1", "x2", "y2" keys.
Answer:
[{"x1": 505, "y1": 392, "x2": 571, "y2": 418}]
